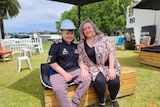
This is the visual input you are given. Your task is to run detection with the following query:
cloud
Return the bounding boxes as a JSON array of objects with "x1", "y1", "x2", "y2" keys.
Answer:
[{"x1": 4, "y1": 0, "x2": 73, "y2": 33}]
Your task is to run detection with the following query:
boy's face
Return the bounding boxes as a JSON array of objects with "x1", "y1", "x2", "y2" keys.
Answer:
[{"x1": 61, "y1": 30, "x2": 74, "y2": 44}]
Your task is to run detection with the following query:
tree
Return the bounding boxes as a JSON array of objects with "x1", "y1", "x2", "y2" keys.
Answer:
[
  {"x1": 57, "y1": 0, "x2": 133, "y2": 38},
  {"x1": 0, "y1": 0, "x2": 21, "y2": 39}
]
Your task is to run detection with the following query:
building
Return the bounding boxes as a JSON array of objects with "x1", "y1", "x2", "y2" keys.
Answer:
[{"x1": 126, "y1": 4, "x2": 160, "y2": 45}]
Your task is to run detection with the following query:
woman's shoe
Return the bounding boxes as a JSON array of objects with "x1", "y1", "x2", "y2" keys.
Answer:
[
  {"x1": 99, "y1": 102, "x2": 106, "y2": 107},
  {"x1": 112, "y1": 100, "x2": 119, "y2": 107}
]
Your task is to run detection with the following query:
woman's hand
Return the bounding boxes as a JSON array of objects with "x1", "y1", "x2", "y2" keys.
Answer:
[
  {"x1": 108, "y1": 68, "x2": 116, "y2": 80},
  {"x1": 81, "y1": 65, "x2": 90, "y2": 81},
  {"x1": 81, "y1": 70, "x2": 90, "y2": 81}
]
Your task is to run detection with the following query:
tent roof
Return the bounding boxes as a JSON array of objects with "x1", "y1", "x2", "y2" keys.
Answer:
[
  {"x1": 134, "y1": 0, "x2": 160, "y2": 10},
  {"x1": 49, "y1": 0, "x2": 104, "y2": 26},
  {"x1": 50, "y1": 0, "x2": 103, "y2": 6}
]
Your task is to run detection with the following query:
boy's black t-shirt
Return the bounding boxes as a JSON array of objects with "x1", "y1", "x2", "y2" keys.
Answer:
[{"x1": 49, "y1": 40, "x2": 79, "y2": 73}]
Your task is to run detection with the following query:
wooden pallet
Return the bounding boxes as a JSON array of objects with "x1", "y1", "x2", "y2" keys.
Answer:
[
  {"x1": 139, "y1": 51, "x2": 160, "y2": 67},
  {"x1": 44, "y1": 66, "x2": 136, "y2": 107}
]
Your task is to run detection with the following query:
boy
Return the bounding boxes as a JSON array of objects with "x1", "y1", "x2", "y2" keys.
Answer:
[{"x1": 49, "y1": 19, "x2": 91, "y2": 107}]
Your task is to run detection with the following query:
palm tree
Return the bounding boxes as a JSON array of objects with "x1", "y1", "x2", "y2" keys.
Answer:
[{"x1": 0, "y1": 0, "x2": 21, "y2": 39}]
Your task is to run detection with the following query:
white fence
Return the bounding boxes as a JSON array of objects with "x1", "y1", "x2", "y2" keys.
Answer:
[
  {"x1": 0, "y1": 36, "x2": 119, "y2": 54},
  {"x1": 1, "y1": 38, "x2": 44, "y2": 54}
]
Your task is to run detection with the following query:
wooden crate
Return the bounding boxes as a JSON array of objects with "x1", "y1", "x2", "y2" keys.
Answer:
[
  {"x1": 139, "y1": 51, "x2": 160, "y2": 67},
  {"x1": 44, "y1": 67, "x2": 136, "y2": 107}
]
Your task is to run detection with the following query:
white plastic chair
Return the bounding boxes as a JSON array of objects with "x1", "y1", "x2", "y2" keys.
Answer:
[
  {"x1": 17, "y1": 56, "x2": 32, "y2": 72},
  {"x1": 21, "y1": 48, "x2": 32, "y2": 57},
  {"x1": 34, "y1": 44, "x2": 41, "y2": 54}
]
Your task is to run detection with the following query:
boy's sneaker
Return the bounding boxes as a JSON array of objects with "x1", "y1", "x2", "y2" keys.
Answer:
[{"x1": 112, "y1": 100, "x2": 119, "y2": 107}]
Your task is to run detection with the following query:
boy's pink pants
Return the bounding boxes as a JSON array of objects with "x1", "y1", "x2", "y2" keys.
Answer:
[{"x1": 50, "y1": 68, "x2": 91, "y2": 107}]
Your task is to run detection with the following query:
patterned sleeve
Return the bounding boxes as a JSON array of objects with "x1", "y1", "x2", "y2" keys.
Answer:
[
  {"x1": 105, "y1": 37, "x2": 116, "y2": 56},
  {"x1": 105, "y1": 37, "x2": 120, "y2": 70}
]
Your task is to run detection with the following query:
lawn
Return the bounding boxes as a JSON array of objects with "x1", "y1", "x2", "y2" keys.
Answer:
[{"x1": 0, "y1": 41, "x2": 160, "y2": 107}]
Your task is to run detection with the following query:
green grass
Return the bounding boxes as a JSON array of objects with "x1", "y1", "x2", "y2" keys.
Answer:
[{"x1": 0, "y1": 42, "x2": 160, "y2": 107}]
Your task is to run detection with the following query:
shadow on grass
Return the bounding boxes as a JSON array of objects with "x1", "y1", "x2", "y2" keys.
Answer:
[
  {"x1": 118, "y1": 55, "x2": 140, "y2": 67},
  {"x1": 7, "y1": 68, "x2": 44, "y2": 106}
]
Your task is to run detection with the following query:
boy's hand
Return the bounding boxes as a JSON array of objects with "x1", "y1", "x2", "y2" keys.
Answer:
[{"x1": 63, "y1": 72, "x2": 73, "y2": 82}]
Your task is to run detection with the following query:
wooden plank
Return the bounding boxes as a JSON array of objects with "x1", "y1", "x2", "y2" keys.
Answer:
[
  {"x1": 82, "y1": 91, "x2": 97, "y2": 100},
  {"x1": 120, "y1": 77, "x2": 136, "y2": 85},
  {"x1": 140, "y1": 58, "x2": 160, "y2": 65},
  {"x1": 139, "y1": 51, "x2": 160, "y2": 58},
  {"x1": 45, "y1": 86, "x2": 110, "y2": 107},
  {"x1": 44, "y1": 90, "x2": 54, "y2": 96},
  {"x1": 78, "y1": 98, "x2": 98, "y2": 107},
  {"x1": 139, "y1": 51, "x2": 160, "y2": 68},
  {"x1": 45, "y1": 94, "x2": 57, "y2": 103},
  {"x1": 120, "y1": 67, "x2": 136, "y2": 74},
  {"x1": 139, "y1": 55, "x2": 160, "y2": 62},
  {"x1": 117, "y1": 84, "x2": 136, "y2": 98},
  {"x1": 140, "y1": 60, "x2": 160, "y2": 67},
  {"x1": 140, "y1": 58, "x2": 160, "y2": 64},
  {"x1": 120, "y1": 72, "x2": 136, "y2": 80},
  {"x1": 139, "y1": 53, "x2": 160, "y2": 59},
  {"x1": 45, "y1": 101, "x2": 60, "y2": 107}
]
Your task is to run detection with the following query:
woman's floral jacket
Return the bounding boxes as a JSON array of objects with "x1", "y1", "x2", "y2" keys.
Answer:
[{"x1": 77, "y1": 35, "x2": 120, "y2": 81}]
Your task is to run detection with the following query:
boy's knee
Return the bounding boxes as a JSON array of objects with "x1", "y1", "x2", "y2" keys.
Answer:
[
  {"x1": 85, "y1": 78, "x2": 92, "y2": 85},
  {"x1": 52, "y1": 85, "x2": 63, "y2": 92}
]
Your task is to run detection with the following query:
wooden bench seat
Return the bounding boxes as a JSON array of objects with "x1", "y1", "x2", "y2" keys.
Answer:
[
  {"x1": 44, "y1": 66, "x2": 136, "y2": 107},
  {"x1": 139, "y1": 51, "x2": 160, "y2": 68}
]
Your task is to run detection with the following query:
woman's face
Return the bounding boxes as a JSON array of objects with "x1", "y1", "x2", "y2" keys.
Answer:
[
  {"x1": 83, "y1": 22, "x2": 95, "y2": 38},
  {"x1": 61, "y1": 30, "x2": 74, "y2": 44}
]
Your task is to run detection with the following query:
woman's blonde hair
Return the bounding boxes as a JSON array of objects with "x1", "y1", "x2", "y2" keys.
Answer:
[{"x1": 78, "y1": 19, "x2": 102, "y2": 40}]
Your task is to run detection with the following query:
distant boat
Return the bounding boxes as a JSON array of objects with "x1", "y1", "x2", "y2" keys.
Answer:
[{"x1": 40, "y1": 34, "x2": 62, "y2": 42}]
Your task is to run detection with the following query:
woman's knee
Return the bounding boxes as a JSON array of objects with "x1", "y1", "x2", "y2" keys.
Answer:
[
  {"x1": 94, "y1": 72, "x2": 106, "y2": 85},
  {"x1": 108, "y1": 75, "x2": 120, "y2": 86}
]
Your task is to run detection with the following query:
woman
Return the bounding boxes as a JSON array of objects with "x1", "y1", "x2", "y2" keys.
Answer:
[{"x1": 77, "y1": 19, "x2": 120, "y2": 107}]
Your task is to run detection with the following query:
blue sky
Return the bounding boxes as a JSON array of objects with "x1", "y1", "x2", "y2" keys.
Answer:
[{"x1": 4, "y1": 0, "x2": 73, "y2": 33}]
